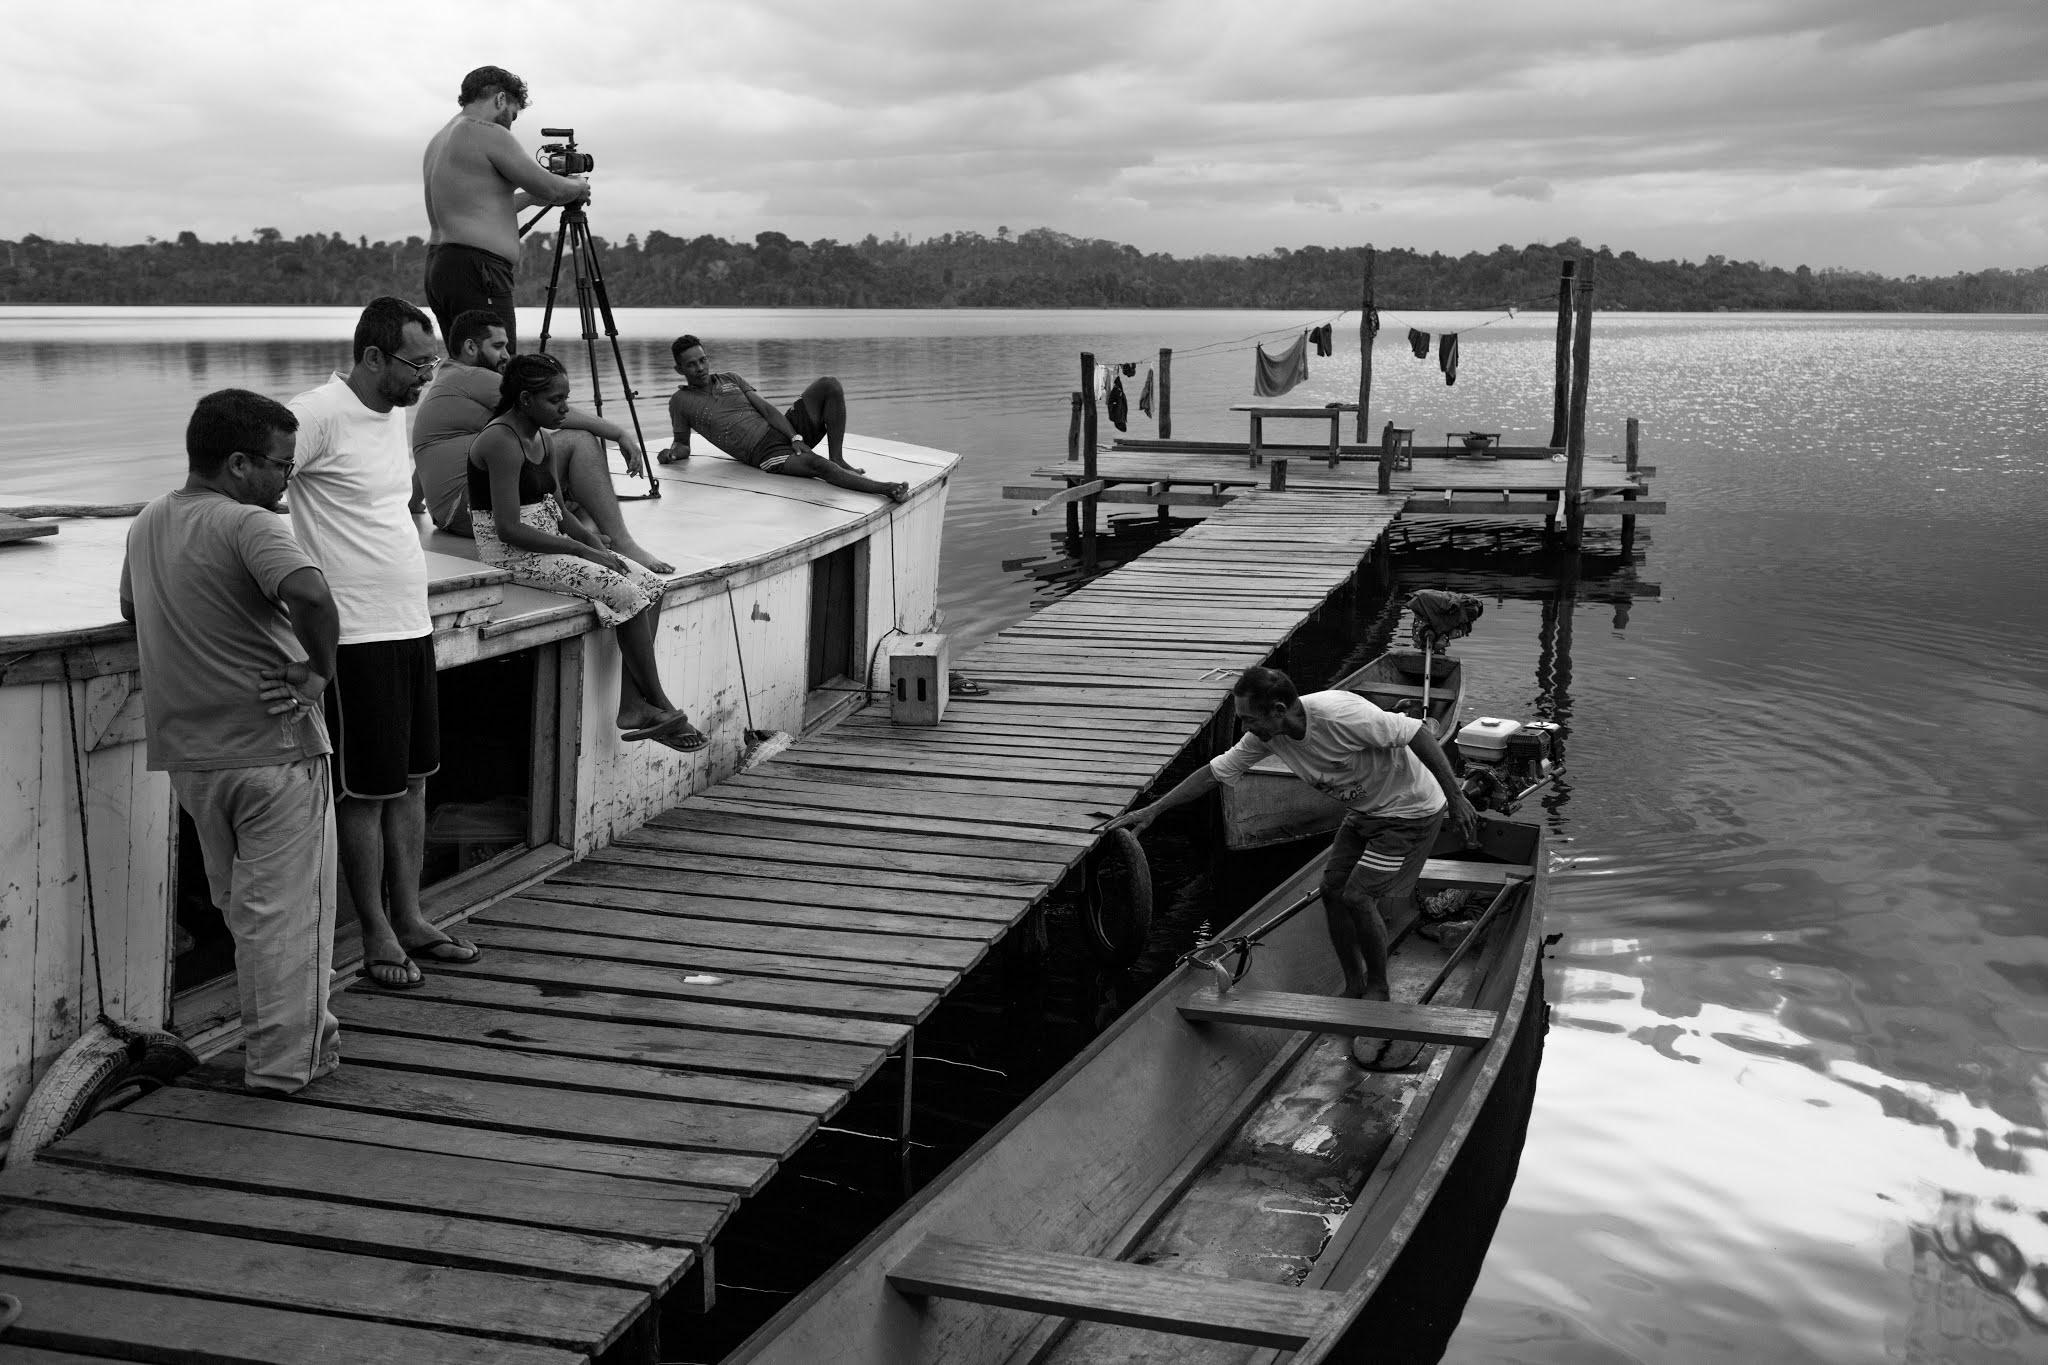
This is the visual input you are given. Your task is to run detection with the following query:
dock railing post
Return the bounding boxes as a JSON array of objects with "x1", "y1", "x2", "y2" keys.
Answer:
[
  {"x1": 1158, "y1": 348, "x2": 1172, "y2": 439},
  {"x1": 1357, "y1": 246, "x2": 1376, "y2": 444},
  {"x1": 1080, "y1": 353, "x2": 1099, "y2": 570},
  {"x1": 1065, "y1": 391, "x2": 1083, "y2": 541},
  {"x1": 1621, "y1": 415, "x2": 1640, "y2": 554},
  {"x1": 1377, "y1": 422, "x2": 1394, "y2": 495},
  {"x1": 1550, "y1": 259, "x2": 1576, "y2": 449},
  {"x1": 1563, "y1": 259, "x2": 1596, "y2": 550}
]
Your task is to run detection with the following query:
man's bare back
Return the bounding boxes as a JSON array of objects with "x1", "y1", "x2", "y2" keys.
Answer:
[{"x1": 423, "y1": 114, "x2": 580, "y2": 263}]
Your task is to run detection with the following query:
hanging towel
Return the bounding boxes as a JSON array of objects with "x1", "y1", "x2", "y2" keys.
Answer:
[
  {"x1": 1091, "y1": 366, "x2": 1109, "y2": 401},
  {"x1": 1366, "y1": 306, "x2": 1381, "y2": 339},
  {"x1": 1120, "y1": 362, "x2": 1137, "y2": 377},
  {"x1": 1408, "y1": 328, "x2": 1430, "y2": 359},
  {"x1": 1138, "y1": 368, "x2": 1155, "y2": 417},
  {"x1": 1439, "y1": 333, "x2": 1460, "y2": 386},
  {"x1": 1253, "y1": 331, "x2": 1311, "y2": 397},
  {"x1": 1311, "y1": 324, "x2": 1332, "y2": 357},
  {"x1": 1107, "y1": 375, "x2": 1129, "y2": 431}
]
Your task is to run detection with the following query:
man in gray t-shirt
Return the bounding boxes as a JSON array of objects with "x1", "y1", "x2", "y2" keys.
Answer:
[
  {"x1": 657, "y1": 334, "x2": 908, "y2": 502},
  {"x1": 120, "y1": 388, "x2": 344, "y2": 1093}
]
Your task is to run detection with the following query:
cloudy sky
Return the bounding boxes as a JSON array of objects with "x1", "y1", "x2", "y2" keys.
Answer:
[{"x1": 7, "y1": 0, "x2": 2044, "y2": 274}]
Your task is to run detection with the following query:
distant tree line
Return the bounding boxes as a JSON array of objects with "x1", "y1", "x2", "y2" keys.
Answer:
[{"x1": 3, "y1": 226, "x2": 2043, "y2": 312}]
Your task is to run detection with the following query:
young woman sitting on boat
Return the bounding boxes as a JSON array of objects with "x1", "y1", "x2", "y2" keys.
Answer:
[{"x1": 468, "y1": 352, "x2": 706, "y2": 751}]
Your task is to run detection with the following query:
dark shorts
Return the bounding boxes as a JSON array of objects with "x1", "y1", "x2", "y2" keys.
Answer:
[
  {"x1": 783, "y1": 397, "x2": 828, "y2": 448},
  {"x1": 1325, "y1": 807, "x2": 1444, "y2": 904},
  {"x1": 742, "y1": 430, "x2": 800, "y2": 474},
  {"x1": 423, "y1": 243, "x2": 517, "y2": 350},
  {"x1": 327, "y1": 635, "x2": 441, "y2": 800}
]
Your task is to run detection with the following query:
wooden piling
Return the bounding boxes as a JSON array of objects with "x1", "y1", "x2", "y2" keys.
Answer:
[
  {"x1": 1080, "y1": 353, "x2": 1099, "y2": 570},
  {"x1": 1357, "y1": 247, "x2": 1376, "y2": 443},
  {"x1": 1066, "y1": 391, "x2": 1083, "y2": 540},
  {"x1": 1157, "y1": 348, "x2": 1173, "y2": 439},
  {"x1": 1550, "y1": 260, "x2": 1576, "y2": 449},
  {"x1": 1269, "y1": 459, "x2": 1288, "y2": 492},
  {"x1": 1621, "y1": 415, "x2": 1640, "y2": 553},
  {"x1": 1562, "y1": 260, "x2": 1596, "y2": 549}
]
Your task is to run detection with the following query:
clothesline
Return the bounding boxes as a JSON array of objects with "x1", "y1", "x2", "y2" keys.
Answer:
[{"x1": 1084, "y1": 297, "x2": 1544, "y2": 373}]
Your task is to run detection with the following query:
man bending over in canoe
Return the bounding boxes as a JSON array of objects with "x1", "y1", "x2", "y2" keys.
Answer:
[
  {"x1": 1106, "y1": 665, "x2": 1476, "y2": 1068},
  {"x1": 656, "y1": 335, "x2": 908, "y2": 503}
]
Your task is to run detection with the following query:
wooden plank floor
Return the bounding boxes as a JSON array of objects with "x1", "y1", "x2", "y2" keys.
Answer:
[
  {"x1": 0, "y1": 491, "x2": 1403, "y2": 1364},
  {"x1": 1029, "y1": 451, "x2": 1649, "y2": 494}
]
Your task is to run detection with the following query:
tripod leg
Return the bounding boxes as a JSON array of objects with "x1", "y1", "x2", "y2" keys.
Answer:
[
  {"x1": 537, "y1": 221, "x2": 572, "y2": 354},
  {"x1": 580, "y1": 238, "x2": 661, "y2": 499}
]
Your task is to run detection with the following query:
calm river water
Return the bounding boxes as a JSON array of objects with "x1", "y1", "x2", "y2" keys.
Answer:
[{"x1": 2, "y1": 307, "x2": 2044, "y2": 1364}]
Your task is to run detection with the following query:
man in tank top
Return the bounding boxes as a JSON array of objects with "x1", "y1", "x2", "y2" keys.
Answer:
[
  {"x1": 1106, "y1": 666, "x2": 1477, "y2": 1067},
  {"x1": 658, "y1": 335, "x2": 909, "y2": 503}
]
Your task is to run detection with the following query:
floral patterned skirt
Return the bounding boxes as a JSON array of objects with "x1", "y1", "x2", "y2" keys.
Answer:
[{"x1": 471, "y1": 498, "x2": 665, "y2": 627}]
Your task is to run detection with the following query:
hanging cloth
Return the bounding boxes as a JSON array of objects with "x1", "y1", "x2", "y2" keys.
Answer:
[
  {"x1": 1120, "y1": 362, "x2": 1137, "y2": 377},
  {"x1": 1366, "y1": 306, "x2": 1381, "y2": 339},
  {"x1": 1408, "y1": 589, "x2": 1485, "y2": 650},
  {"x1": 1107, "y1": 375, "x2": 1129, "y2": 431},
  {"x1": 1408, "y1": 328, "x2": 1431, "y2": 359},
  {"x1": 1091, "y1": 366, "x2": 1109, "y2": 401},
  {"x1": 1310, "y1": 324, "x2": 1332, "y2": 357},
  {"x1": 1138, "y1": 368, "x2": 1155, "y2": 417},
  {"x1": 1438, "y1": 333, "x2": 1460, "y2": 386},
  {"x1": 1253, "y1": 331, "x2": 1311, "y2": 398}
]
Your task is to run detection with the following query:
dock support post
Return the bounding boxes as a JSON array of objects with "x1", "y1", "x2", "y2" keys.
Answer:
[
  {"x1": 1158, "y1": 348, "x2": 1172, "y2": 439},
  {"x1": 1269, "y1": 459, "x2": 1288, "y2": 491},
  {"x1": 1563, "y1": 259, "x2": 1596, "y2": 551},
  {"x1": 1621, "y1": 416, "x2": 1640, "y2": 553},
  {"x1": 1550, "y1": 260, "x2": 1576, "y2": 449},
  {"x1": 1065, "y1": 391, "x2": 1083, "y2": 542},
  {"x1": 898, "y1": 1031, "x2": 916, "y2": 1143},
  {"x1": 1377, "y1": 422, "x2": 1394, "y2": 495},
  {"x1": 1080, "y1": 353, "x2": 1099, "y2": 570},
  {"x1": 1357, "y1": 246, "x2": 1376, "y2": 443}
]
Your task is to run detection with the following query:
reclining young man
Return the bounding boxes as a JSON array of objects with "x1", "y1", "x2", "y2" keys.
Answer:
[
  {"x1": 656, "y1": 334, "x2": 907, "y2": 503},
  {"x1": 411, "y1": 309, "x2": 672, "y2": 573}
]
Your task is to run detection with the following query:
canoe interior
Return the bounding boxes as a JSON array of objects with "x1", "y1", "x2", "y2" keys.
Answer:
[
  {"x1": 1221, "y1": 649, "x2": 1468, "y2": 852},
  {"x1": 726, "y1": 815, "x2": 1547, "y2": 1365}
]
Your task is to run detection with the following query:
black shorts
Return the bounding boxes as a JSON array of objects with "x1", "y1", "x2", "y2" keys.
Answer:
[
  {"x1": 423, "y1": 244, "x2": 517, "y2": 350},
  {"x1": 742, "y1": 431, "x2": 800, "y2": 474},
  {"x1": 783, "y1": 397, "x2": 828, "y2": 448},
  {"x1": 1324, "y1": 808, "x2": 1444, "y2": 905},
  {"x1": 327, "y1": 635, "x2": 441, "y2": 800}
]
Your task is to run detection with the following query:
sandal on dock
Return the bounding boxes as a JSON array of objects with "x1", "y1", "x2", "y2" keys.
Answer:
[
  {"x1": 362, "y1": 957, "x2": 424, "y2": 990},
  {"x1": 949, "y1": 672, "x2": 988, "y2": 696},
  {"x1": 622, "y1": 712, "x2": 697, "y2": 744},
  {"x1": 404, "y1": 935, "x2": 482, "y2": 965},
  {"x1": 653, "y1": 723, "x2": 709, "y2": 753}
]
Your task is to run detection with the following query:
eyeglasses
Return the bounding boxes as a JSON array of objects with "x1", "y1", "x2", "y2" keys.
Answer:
[
  {"x1": 243, "y1": 452, "x2": 296, "y2": 477},
  {"x1": 381, "y1": 350, "x2": 440, "y2": 379}
]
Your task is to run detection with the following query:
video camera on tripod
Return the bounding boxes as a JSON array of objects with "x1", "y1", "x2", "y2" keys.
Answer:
[{"x1": 536, "y1": 128, "x2": 594, "y2": 177}]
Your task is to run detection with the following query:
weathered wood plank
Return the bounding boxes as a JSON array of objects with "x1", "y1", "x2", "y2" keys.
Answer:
[
  {"x1": 744, "y1": 760, "x2": 1138, "y2": 806},
  {"x1": 333, "y1": 993, "x2": 892, "y2": 1085},
  {"x1": 0, "y1": 1271, "x2": 584, "y2": 1365},
  {"x1": 704, "y1": 777, "x2": 1124, "y2": 830},
  {"x1": 43, "y1": 1112, "x2": 732, "y2": 1245},
  {"x1": 0, "y1": 1205, "x2": 645, "y2": 1352},
  {"x1": 461, "y1": 919, "x2": 959, "y2": 991},
  {"x1": 646, "y1": 805, "x2": 1086, "y2": 862},
  {"x1": 675, "y1": 793, "x2": 1098, "y2": 848},
  {"x1": 764, "y1": 745, "x2": 1165, "y2": 787},
  {"x1": 886, "y1": 1236, "x2": 1343, "y2": 1350},
  {"x1": 547, "y1": 861, "x2": 1026, "y2": 924},
  {"x1": 473, "y1": 897, "x2": 985, "y2": 970},
  {"x1": 614, "y1": 826, "x2": 1048, "y2": 887},
  {"x1": 1178, "y1": 989, "x2": 1498, "y2": 1045},
  {"x1": 582, "y1": 843, "x2": 1041, "y2": 900},
  {"x1": 127, "y1": 1085, "x2": 778, "y2": 1193},
  {"x1": 515, "y1": 880, "x2": 1008, "y2": 942}
]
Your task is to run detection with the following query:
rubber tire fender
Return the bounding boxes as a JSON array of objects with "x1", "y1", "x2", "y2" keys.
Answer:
[
  {"x1": 8, "y1": 1022, "x2": 196, "y2": 1165},
  {"x1": 1082, "y1": 827, "x2": 1154, "y2": 969}
]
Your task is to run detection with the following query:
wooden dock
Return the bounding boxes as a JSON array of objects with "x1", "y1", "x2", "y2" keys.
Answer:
[{"x1": 0, "y1": 490, "x2": 1406, "y2": 1364}]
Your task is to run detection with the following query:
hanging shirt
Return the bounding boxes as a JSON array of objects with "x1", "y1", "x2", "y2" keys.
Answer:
[
  {"x1": 1253, "y1": 332, "x2": 1311, "y2": 398},
  {"x1": 1408, "y1": 328, "x2": 1431, "y2": 359},
  {"x1": 1439, "y1": 333, "x2": 1460, "y2": 386},
  {"x1": 1366, "y1": 306, "x2": 1381, "y2": 339},
  {"x1": 1120, "y1": 362, "x2": 1137, "y2": 377},
  {"x1": 1138, "y1": 368, "x2": 1155, "y2": 417},
  {"x1": 1107, "y1": 375, "x2": 1129, "y2": 431}
]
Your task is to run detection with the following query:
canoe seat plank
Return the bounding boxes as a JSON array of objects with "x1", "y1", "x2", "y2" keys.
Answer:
[
  {"x1": 1419, "y1": 858, "x2": 1534, "y2": 890},
  {"x1": 1179, "y1": 990, "x2": 1498, "y2": 1045},
  {"x1": 885, "y1": 1236, "x2": 1343, "y2": 1349}
]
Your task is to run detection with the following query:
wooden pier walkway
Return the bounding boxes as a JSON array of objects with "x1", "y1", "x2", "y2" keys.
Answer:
[{"x1": 0, "y1": 491, "x2": 1404, "y2": 1364}]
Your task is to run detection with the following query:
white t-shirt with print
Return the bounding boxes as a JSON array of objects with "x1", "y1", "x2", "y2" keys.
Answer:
[
  {"x1": 287, "y1": 373, "x2": 431, "y2": 644},
  {"x1": 1210, "y1": 690, "x2": 1444, "y2": 820}
]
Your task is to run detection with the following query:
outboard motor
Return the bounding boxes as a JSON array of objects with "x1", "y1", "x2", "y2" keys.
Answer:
[{"x1": 1456, "y1": 717, "x2": 1563, "y2": 814}]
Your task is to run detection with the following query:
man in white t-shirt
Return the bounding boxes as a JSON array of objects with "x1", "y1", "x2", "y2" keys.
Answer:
[
  {"x1": 289, "y1": 296, "x2": 480, "y2": 990},
  {"x1": 1108, "y1": 665, "x2": 1476, "y2": 1062}
]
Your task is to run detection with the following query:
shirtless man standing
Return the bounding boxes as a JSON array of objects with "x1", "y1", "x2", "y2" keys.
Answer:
[{"x1": 421, "y1": 66, "x2": 590, "y2": 349}]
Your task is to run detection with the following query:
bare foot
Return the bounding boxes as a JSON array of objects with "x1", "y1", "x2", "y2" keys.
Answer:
[
  {"x1": 616, "y1": 540, "x2": 674, "y2": 574},
  {"x1": 833, "y1": 457, "x2": 866, "y2": 475},
  {"x1": 619, "y1": 704, "x2": 681, "y2": 734},
  {"x1": 886, "y1": 482, "x2": 910, "y2": 504}
]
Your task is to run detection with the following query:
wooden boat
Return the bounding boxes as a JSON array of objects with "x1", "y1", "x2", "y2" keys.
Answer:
[
  {"x1": 1220, "y1": 649, "x2": 1466, "y2": 851},
  {"x1": 728, "y1": 812, "x2": 1548, "y2": 1365}
]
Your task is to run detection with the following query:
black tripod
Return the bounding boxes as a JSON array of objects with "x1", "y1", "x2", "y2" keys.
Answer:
[{"x1": 530, "y1": 201, "x2": 660, "y2": 499}]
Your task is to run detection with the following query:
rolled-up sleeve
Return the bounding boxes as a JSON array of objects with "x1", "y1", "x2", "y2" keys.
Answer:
[{"x1": 1208, "y1": 733, "x2": 1272, "y2": 787}]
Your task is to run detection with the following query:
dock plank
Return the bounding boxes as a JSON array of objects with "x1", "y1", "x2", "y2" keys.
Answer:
[
  {"x1": 473, "y1": 896, "x2": 985, "y2": 969},
  {"x1": 646, "y1": 805, "x2": 1086, "y2": 862},
  {"x1": 545, "y1": 861, "x2": 1025, "y2": 924},
  {"x1": 583, "y1": 843, "x2": 1040, "y2": 899},
  {"x1": 0, "y1": 1271, "x2": 583, "y2": 1365},
  {"x1": 515, "y1": 879, "x2": 1008, "y2": 941},
  {"x1": 0, "y1": 1205, "x2": 646, "y2": 1353},
  {"x1": 460, "y1": 920, "x2": 961, "y2": 991},
  {"x1": 43, "y1": 1112, "x2": 733, "y2": 1245},
  {"x1": 615, "y1": 825, "x2": 1049, "y2": 886}
]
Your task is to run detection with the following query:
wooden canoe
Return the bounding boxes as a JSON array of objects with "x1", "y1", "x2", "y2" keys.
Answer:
[
  {"x1": 1219, "y1": 650, "x2": 1467, "y2": 852},
  {"x1": 727, "y1": 814, "x2": 1548, "y2": 1365}
]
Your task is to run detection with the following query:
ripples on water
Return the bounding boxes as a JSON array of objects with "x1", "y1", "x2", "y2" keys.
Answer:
[{"x1": 3, "y1": 308, "x2": 2044, "y2": 1363}]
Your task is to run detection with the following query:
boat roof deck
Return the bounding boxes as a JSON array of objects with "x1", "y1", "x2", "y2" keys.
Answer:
[{"x1": 0, "y1": 436, "x2": 958, "y2": 656}]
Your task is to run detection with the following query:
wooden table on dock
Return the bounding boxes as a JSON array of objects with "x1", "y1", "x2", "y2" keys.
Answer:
[{"x1": 1230, "y1": 403, "x2": 1359, "y2": 469}]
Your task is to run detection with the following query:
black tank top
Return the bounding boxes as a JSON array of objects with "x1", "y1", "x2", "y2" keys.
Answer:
[{"x1": 467, "y1": 420, "x2": 558, "y2": 514}]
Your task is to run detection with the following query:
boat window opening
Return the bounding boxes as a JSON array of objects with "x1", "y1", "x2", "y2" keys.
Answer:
[
  {"x1": 807, "y1": 541, "x2": 861, "y2": 692},
  {"x1": 421, "y1": 650, "x2": 535, "y2": 887}
]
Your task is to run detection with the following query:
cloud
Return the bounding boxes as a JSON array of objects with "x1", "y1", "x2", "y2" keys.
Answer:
[{"x1": 1, "y1": 0, "x2": 2044, "y2": 274}]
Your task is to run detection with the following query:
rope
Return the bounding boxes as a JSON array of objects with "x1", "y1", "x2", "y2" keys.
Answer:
[
  {"x1": 60, "y1": 654, "x2": 126, "y2": 1038},
  {"x1": 861, "y1": 509, "x2": 907, "y2": 701},
  {"x1": 722, "y1": 583, "x2": 760, "y2": 734}
]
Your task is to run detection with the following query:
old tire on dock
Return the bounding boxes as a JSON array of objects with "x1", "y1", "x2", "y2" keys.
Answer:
[
  {"x1": 9, "y1": 1022, "x2": 196, "y2": 1164},
  {"x1": 1083, "y1": 828, "x2": 1153, "y2": 968}
]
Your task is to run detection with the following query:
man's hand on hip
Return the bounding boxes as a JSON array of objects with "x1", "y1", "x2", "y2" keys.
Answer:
[{"x1": 259, "y1": 662, "x2": 327, "y2": 717}]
